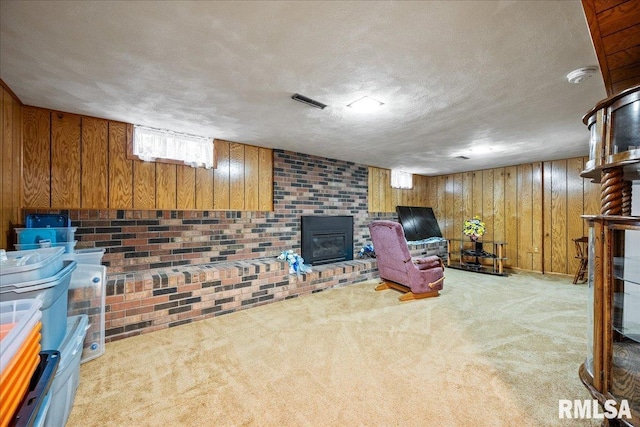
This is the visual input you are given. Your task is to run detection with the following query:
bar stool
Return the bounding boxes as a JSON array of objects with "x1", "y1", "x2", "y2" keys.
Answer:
[{"x1": 572, "y1": 236, "x2": 588, "y2": 284}]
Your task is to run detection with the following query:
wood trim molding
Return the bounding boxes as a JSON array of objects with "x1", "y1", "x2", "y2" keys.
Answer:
[{"x1": 582, "y1": 0, "x2": 613, "y2": 95}]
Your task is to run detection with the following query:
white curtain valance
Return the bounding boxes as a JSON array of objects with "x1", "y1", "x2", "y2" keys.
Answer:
[
  {"x1": 391, "y1": 170, "x2": 413, "y2": 189},
  {"x1": 133, "y1": 125, "x2": 214, "y2": 169}
]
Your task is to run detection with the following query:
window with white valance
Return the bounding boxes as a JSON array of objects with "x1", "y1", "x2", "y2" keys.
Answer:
[
  {"x1": 391, "y1": 170, "x2": 413, "y2": 189},
  {"x1": 133, "y1": 125, "x2": 215, "y2": 169}
]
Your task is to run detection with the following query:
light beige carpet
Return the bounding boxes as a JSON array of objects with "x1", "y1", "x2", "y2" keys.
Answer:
[{"x1": 66, "y1": 268, "x2": 599, "y2": 427}]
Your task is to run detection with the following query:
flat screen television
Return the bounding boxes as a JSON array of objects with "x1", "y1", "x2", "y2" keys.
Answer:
[{"x1": 396, "y1": 206, "x2": 443, "y2": 241}]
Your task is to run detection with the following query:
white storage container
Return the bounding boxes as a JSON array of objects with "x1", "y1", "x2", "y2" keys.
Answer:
[
  {"x1": 44, "y1": 314, "x2": 88, "y2": 427},
  {"x1": 67, "y1": 264, "x2": 106, "y2": 363},
  {"x1": 0, "y1": 247, "x2": 65, "y2": 286},
  {"x1": 0, "y1": 261, "x2": 77, "y2": 351}
]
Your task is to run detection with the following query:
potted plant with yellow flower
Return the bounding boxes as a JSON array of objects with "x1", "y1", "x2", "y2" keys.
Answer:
[
  {"x1": 463, "y1": 215, "x2": 486, "y2": 242},
  {"x1": 462, "y1": 216, "x2": 486, "y2": 267}
]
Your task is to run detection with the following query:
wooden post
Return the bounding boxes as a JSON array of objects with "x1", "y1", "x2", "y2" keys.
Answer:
[{"x1": 600, "y1": 167, "x2": 624, "y2": 215}]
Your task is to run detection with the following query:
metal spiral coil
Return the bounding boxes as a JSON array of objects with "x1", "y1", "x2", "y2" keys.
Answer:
[{"x1": 600, "y1": 167, "x2": 624, "y2": 215}]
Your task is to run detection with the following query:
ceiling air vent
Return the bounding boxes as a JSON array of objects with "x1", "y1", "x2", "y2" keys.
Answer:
[
  {"x1": 456, "y1": 155, "x2": 470, "y2": 160},
  {"x1": 291, "y1": 93, "x2": 327, "y2": 109}
]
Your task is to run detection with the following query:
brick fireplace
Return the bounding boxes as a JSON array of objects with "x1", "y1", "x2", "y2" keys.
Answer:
[{"x1": 300, "y1": 215, "x2": 354, "y2": 265}]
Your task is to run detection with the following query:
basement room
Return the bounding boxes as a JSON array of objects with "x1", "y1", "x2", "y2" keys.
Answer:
[{"x1": 0, "y1": 1, "x2": 639, "y2": 426}]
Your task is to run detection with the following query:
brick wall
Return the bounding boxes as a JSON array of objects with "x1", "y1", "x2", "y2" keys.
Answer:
[
  {"x1": 67, "y1": 257, "x2": 379, "y2": 342},
  {"x1": 273, "y1": 150, "x2": 375, "y2": 255},
  {"x1": 24, "y1": 149, "x2": 385, "y2": 274},
  {"x1": 30, "y1": 150, "x2": 405, "y2": 342}
]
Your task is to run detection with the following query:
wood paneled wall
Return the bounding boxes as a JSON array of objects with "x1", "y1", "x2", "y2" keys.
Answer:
[
  {"x1": 582, "y1": 0, "x2": 640, "y2": 95},
  {"x1": 1, "y1": 83, "x2": 23, "y2": 250},
  {"x1": 368, "y1": 157, "x2": 600, "y2": 275},
  {"x1": 543, "y1": 157, "x2": 600, "y2": 276},
  {"x1": 21, "y1": 107, "x2": 273, "y2": 212},
  {"x1": 368, "y1": 168, "x2": 430, "y2": 212}
]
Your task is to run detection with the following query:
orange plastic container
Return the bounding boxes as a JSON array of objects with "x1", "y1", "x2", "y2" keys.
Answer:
[
  {"x1": 0, "y1": 323, "x2": 16, "y2": 340},
  {"x1": 0, "y1": 321, "x2": 42, "y2": 427}
]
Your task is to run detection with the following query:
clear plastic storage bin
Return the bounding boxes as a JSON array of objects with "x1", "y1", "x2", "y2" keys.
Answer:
[
  {"x1": 67, "y1": 264, "x2": 106, "y2": 363},
  {"x1": 44, "y1": 315, "x2": 88, "y2": 427},
  {"x1": 0, "y1": 261, "x2": 77, "y2": 351},
  {"x1": 0, "y1": 299, "x2": 44, "y2": 426},
  {"x1": 0, "y1": 247, "x2": 65, "y2": 286},
  {"x1": 15, "y1": 227, "x2": 77, "y2": 254},
  {"x1": 62, "y1": 248, "x2": 105, "y2": 266},
  {"x1": 12, "y1": 228, "x2": 57, "y2": 246},
  {"x1": 15, "y1": 241, "x2": 77, "y2": 254},
  {"x1": 0, "y1": 299, "x2": 42, "y2": 372},
  {"x1": 15, "y1": 227, "x2": 77, "y2": 246}
]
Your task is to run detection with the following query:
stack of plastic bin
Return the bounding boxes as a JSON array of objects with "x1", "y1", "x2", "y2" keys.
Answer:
[
  {"x1": 3, "y1": 217, "x2": 98, "y2": 425},
  {"x1": 0, "y1": 248, "x2": 76, "y2": 351},
  {"x1": 0, "y1": 299, "x2": 43, "y2": 426},
  {"x1": 0, "y1": 247, "x2": 79, "y2": 426},
  {"x1": 14, "y1": 214, "x2": 77, "y2": 254}
]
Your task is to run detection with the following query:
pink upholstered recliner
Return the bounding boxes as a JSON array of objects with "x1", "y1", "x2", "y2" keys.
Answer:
[{"x1": 368, "y1": 220, "x2": 444, "y2": 301}]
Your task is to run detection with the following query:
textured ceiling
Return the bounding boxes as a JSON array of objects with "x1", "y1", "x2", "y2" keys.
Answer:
[{"x1": 0, "y1": 1, "x2": 607, "y2": 175}]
